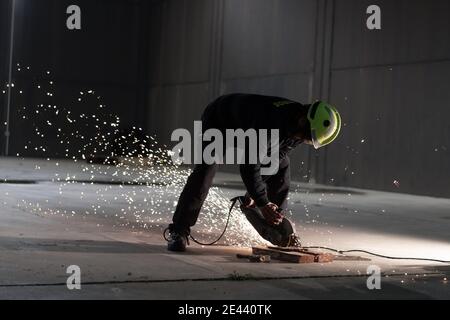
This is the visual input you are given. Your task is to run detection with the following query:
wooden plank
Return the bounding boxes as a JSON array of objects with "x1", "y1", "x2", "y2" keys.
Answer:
[
  {"x1": 267, "y1": 246, "x2": 367, "y2": 262},
  {"x1": 311, "y1": 252, "x2": 334, "y2": 263},
  {"x1": 332, "y1": 255, "x2": 371, "y2": 261},
  {"x1": 236, "y1": 254, "x2": 271, "y2": 263},
  {"x1": 267, "y1": 246, "x2": 334, "y2": 263},
  {"x1": 252, "y1": 246, "x2": 315, "y2": 263}
]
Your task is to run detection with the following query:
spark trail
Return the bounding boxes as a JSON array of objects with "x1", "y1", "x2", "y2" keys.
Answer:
[{"x1": 4, "y1": 64, "x2": 263, "y2": 247}]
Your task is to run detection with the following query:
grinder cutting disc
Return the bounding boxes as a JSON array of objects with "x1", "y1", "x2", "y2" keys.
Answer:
[{"x1": 234, "y1": 196, "x2": 295, "y2": 247}]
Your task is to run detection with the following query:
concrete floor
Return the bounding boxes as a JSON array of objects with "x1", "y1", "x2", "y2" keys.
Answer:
[{"x1": 0, "y1": 157, "x2": 449, "y2": 299}]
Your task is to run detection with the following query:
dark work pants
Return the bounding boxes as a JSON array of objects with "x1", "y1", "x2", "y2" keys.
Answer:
[{"x1": 170, "y1": 156, "x2": 291, "y2": 234}]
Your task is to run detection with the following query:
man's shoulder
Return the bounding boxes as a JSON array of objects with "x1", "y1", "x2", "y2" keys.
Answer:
[{"x1": 217, "y1": 93, "x2": 303, "y2": 106}]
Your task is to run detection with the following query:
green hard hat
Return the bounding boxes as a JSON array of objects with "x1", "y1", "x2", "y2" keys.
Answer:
[{"x1": 307, "y1": 101, "x2": 341, "y2": 149}]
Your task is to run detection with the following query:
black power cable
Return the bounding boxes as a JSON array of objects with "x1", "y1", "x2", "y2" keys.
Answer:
[
  {"x1": 188, "y1": 197, "x2": 237, "y2": 246},
  {"x1": 303, "y1": 246, "x2": 450, "y2": 264},
  {"x1": 163, "y1": 197, "x2": 238, "y2": 246}
]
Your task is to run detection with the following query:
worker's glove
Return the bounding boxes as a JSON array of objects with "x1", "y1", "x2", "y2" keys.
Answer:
[
  {"x1": 259, "y1": 202, "x2": 284, "y2": 225},
  {"x1": 242, "y1": 196, "x2": 256, "y2": 208}
]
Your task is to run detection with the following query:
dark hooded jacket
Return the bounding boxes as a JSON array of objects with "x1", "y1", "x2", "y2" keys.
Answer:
[{"x1": 201, "y1": 93, "x2": 309, "y2": 207}]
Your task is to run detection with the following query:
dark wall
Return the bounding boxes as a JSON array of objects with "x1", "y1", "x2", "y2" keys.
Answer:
[
  {"x1": 147, "y1": 0, "x2": 213, "y2": 146},
  {"x1": 2, "y1": 0, "x2": 449, "y2": 198},
  {"x1": 0, "y1": 1, "x2": 9, "y2": 74},
  {"x1": 147, "y1": 0, "x2": 450, "y2": 198},
  {"x1": 0, "y1": 0, "x2": 149, "y2": 157},
  {"x1": 147, "y1": 0, "x2": 318, "y2": 180},
  {"x1": 325, "y1": 0, "x2": 450, "y2": 196},
  {"x1": 0, "y1": 0, "x2": 12, "y2": 148}
]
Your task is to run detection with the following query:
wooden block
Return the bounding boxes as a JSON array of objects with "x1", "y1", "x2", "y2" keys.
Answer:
[
  {"x1": 252, "y1": 246, "x2": 315, "y2": 263},
  {"x1": 268, "y1": 246, "x2": 364, "y2": 262},
  {"x1": 257, "y1": 246, "x2": 334, "y2": 263},
  {"x1": 310, "y1": 252, "x2": 334, "y2": 263},
  {"x1": 267, "y1": 246, "x2": 334, "y2": 263}
]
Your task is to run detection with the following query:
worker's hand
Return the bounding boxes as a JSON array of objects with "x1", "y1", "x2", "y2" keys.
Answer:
[{"x1": 260, "y1": 202, "x2": 283, "y2": 225}]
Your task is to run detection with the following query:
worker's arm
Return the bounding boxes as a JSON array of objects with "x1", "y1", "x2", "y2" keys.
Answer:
[
  {"x1": 239, "y1": 164, "x2": 269, "y2": 207},
  {"x1": 240, "y1": 163, "x2": 284, "y2": 225},
  {"x1": 239, "y1": 137, "x2": 297, "y2": 207}
]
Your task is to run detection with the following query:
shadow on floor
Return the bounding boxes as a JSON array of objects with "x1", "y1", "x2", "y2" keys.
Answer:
[
  {"x1": 0, "y1": 236, "x2": 164, "y2": 254},
  {"x1": 0, "y1": 236, "x2": 246, "y2": 256}
]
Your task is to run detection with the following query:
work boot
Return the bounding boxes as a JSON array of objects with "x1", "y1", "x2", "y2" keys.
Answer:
[{"x1": 166, "y1": 228, "x2": 189, "y2": 252}]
